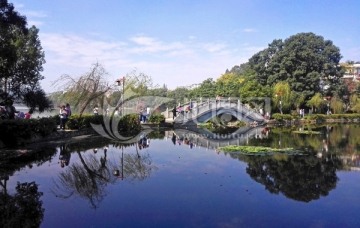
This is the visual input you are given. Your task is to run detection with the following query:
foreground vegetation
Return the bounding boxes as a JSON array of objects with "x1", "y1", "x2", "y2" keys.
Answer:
[{"x1": 0, "y1": 113, "x2": 142, "y2": 147}]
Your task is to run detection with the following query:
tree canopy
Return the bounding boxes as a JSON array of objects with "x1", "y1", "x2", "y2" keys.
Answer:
[
  {"x1": 248, "y1": 32, "x2": 343, "y2": 99},
  {"x1": 0, "y1": 0, "x2": 50, "y2": 111}
]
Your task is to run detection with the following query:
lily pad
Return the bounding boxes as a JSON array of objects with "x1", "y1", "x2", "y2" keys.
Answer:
[
  {"x1": 218, "y1": 145, "x2": 301, "y2": 155},
  {"x1": 292, "y1": 130, "x2": 321, "y2": 135}
]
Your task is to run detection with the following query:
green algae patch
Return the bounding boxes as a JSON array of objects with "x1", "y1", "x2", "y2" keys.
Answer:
[
  {"x1": 292, "y1": 130, "x2": 321, "y2": 135},
  {"x1": 219, "y1": 145, "x2": 301, "y2": 155}
]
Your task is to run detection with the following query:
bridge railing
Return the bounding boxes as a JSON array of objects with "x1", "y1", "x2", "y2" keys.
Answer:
[{"x1": 174, "y1": 97, "x2": 264, "y2": 123}]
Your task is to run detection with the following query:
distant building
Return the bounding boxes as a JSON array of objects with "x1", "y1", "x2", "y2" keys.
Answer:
[
  {"x1": 341, "y1": 63, "x2": 360, "y2": 80},
  {"x1": 340, "y1": 63, "x2": 360, "y2": 94}
]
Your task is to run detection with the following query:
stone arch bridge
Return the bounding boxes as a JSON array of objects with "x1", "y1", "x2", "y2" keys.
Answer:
[{"x1": 172, "y1": 98, "x2": 266, "y2": 125}]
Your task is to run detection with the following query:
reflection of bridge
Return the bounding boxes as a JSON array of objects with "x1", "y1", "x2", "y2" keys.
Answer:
[
  {"x1": 173, "y1": 98, "x2": 265, "y2": 125},
  {"x1": 169, "y1": 126, "x2": 268, "y2": 150}
]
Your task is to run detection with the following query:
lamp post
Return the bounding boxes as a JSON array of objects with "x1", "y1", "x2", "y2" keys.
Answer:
[
  {"x1": 325, "y1": 96, "x2": 331, "y2": 115},
  {"x1": 116, "y1": 77, "x2": 125, "y2": 115},
  {"x1": 275, "y1": 94, "x2": 283, "y2": 114}
]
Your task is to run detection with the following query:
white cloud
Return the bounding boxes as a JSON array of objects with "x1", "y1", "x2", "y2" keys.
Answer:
[
  {"x1": 128, "y1": 35, "x2": 186, "y2": 54},
  {"x1": 201, "y1": 42, "x2": 227, "y2": 53},
  {"x1": 39, "y1": 33, "x2": 254, "y2": 91},
  {"x1": 243, "y1": 28, "x2": 257, "y2": 33}
]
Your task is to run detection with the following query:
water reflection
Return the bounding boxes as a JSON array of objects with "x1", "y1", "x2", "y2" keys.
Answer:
[
  {"x1": 1, "y1": 124, "x2": 360, "y2": 221},
  {"x1": 51, "y1": 137, "x2": 157, "y2": 208},
  {"x1": 0, "y1": 182, "x2": 44, "y2": 227},
  {"x1": 230, "y1": 153, "x2": 342, "y2": 202},
  {"x1": 51, "y1": 148, "x2": 118, "y2": 208}
]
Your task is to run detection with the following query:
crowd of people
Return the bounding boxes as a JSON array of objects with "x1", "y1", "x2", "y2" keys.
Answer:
[
  {"x1": 0, "y1": 99, "x2": 33, "y2": 120},
  {"x1": 171, "y1": 132, "x2": 195, "y2": 149}
]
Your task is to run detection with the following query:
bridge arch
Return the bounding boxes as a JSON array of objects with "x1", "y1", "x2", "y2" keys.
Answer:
[{"x1": 174, "y1": 98, "x2": 266, "y2": 125}]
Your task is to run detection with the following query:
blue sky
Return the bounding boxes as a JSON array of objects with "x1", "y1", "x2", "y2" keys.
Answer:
[{"x1": 12, "y1": 0, "x2": 360, "y2": 92}]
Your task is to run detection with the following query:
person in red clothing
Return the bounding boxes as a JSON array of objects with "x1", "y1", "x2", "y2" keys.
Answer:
[{"x1": 24, "y1": 110, "x2": 33, "y2": 119}]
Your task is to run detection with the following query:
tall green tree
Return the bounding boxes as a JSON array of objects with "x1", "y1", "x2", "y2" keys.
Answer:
[
  {"x1": 0, "y1": 0, "x2": 50, "y2": 111},
  {"x1": 215, "y1": 72, "x2": 241, "y2": 97},
  {"x1": 191, "y1": 78, "x2": 217, "y2": 98},
  {"x1": 249, "y1": 32, "x2": 343, "y2": 100}
]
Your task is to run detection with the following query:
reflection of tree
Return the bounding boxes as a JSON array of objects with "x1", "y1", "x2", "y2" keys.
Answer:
[
  {"x1": 242, "y1": 154, "x2": 343, "y2": 202},
  {"x1": 122, "y1": 152, "x2": 156, "y2": 181},
  {"x1": 52, "y1": 151, "x2": 118, "y2": 208},
  {"x1": 0, "y1": 182, "x2": 44, "y2": 227}
]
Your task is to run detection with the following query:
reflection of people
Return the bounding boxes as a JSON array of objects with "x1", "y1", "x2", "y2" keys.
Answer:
[
  {"x1": 322, "y1": 139, "x2": 328, "y2": 152},
  {"x1": 171, "y1": 133, "x2": 176, "y2": 145},
  {"x1": 138, "y1": 135, "x2": 150, "y2": 149},
  {"x1": 100, "y1": 146, "x2": 108, "y2": 168},
  {"x1": 59, "y1": 144, "x2": 71, "y2": 168}
]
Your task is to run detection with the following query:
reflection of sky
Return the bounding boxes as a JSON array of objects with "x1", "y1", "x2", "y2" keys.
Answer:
[{"x1": 4, "y1": 137, "x2": 360, "y2": 227}]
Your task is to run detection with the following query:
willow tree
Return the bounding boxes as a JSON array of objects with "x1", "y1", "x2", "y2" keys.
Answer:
[
  {"x1": 330, "y1": 95, "x2": 344, "y2": 114},
  {"x1": 55, "y1": 63, "x2": 113, "y2": 117},
  {"x1": 307, "y1": 93, "x2": 325, "y2": 113},
  {"x1": 273, "y1": 81, "x2": 291, "y2": 114}
]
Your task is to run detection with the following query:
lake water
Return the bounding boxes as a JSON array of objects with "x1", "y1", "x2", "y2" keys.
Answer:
[{"x1": 1, "y1": 124, "x2": 360, "y2": 227}]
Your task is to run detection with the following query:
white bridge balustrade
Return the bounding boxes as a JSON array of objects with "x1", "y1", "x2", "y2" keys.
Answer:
[{"x1": 167, "y1": 98, "x2": 265, "y2": 125}]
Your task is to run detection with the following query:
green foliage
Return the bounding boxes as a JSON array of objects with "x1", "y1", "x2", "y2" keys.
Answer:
[
  {"x1": 118, "y1": 114, "x2": 141, "y2": 136},
  {"x1": 330, "y1": 95, "x2": 344, "y2": 114},
  {"x1": 55, "y1": 63, "x2": 113, "y2": 116},
  {"x1": 66, "y1": 113, "x2": 142, "y2": 136},
  {"x1": 239, "y1": 79, "x2": 272, "y2": 102},
  {"x1": 219, "y1": 145, "x2": 298, "y2": 155},
  {"x1": 147, "y1": 130, "x2": 166, "y2": 139},
  {"x1": 66, "y1": 114, "x2": 103, "y2": 129},
  {"x1": 291, "y1": 92, "x2": 305, "y2": 110},
  {"x1": 190, "y1": 78, "x2": 217, "y2": 98},
  {"x1": 272, "y1": 113, "x2": 294, "y2": 121},
  {"x1": 0, "y1": 2, "x2": 49, "y2": 110},
  {"x1": 248, "y1": 32, "x2": 342, "y2": 100},
  {"x1": 350, "y1": 94, "x2": 360, "y2": 113},
  {"x1": 147, "y1": 114, "x2": 165, "y2": 124},
  {"x1": 0, "y1": 118, "x2": 57, "y2": 146},
  {"x1": 292, "y1": 130, "x2": 321, "y2": 135},
  {"x1": 307, "y1": 93, "x2": 325, "y2": 113},
  {"x1": 273, "y1": 81, "x2": 291, "y2": 113},
  {"x1": 215, "y1": 73, "x2": 242, "y2": 97},
  {"x1": 0, "y1": 182, "x2": 44, "y2": 228}
]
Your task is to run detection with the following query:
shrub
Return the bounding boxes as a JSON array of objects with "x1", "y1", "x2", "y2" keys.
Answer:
[
  {"x1": 272, "y1": 113, "x2": 293, "y2": 121},
  {"x1": 0, "y1": 118, "x2": 57, "y2": 147},
  {"x1": 118, "y1": 114, "x2": 141, "y2": 136},
  {"x1": 148, "y1": 114, "x2": 165, "y2": 124}
]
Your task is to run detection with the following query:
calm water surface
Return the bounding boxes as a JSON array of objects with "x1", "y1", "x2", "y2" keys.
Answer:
[{"x1": 2, "y1": 124, "x2": 360, "y2": 227}]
